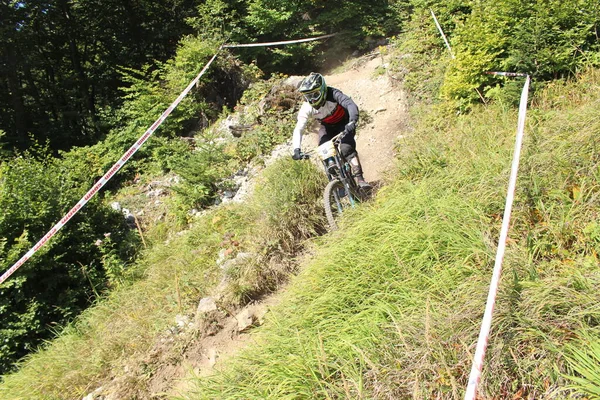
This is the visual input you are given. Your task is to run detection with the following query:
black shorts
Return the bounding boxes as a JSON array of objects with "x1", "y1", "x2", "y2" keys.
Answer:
[{"x1": 318, "y1": 124, "x2": 356, "y2": 151}]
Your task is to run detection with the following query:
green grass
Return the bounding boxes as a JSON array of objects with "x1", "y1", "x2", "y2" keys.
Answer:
[
  {"x1": 181, "y1": 69, "x2": 600, "y2": 399},
  {"x1": 0, "y1": 159, "x2": 326, "y2": 399}
]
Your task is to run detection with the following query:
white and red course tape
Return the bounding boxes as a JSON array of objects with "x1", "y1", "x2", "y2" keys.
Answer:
[
  {"x1": 0, "y1": 33, "x2": 338, "y2": 286},
  {"x1": 0, "y1": 51, "x2": 220, "y2": 286}
]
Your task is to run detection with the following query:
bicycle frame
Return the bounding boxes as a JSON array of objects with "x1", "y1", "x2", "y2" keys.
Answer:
[{"x1": 317, "y1": 131, "x2": 360, "y2": 206}]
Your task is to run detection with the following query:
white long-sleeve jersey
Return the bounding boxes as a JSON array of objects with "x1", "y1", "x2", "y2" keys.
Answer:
[{"x1": 292, "y1": 86, "x2": 359, "y2": 149}]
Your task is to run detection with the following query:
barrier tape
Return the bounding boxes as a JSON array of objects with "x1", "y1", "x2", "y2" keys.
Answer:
[
  {"x1": 0, "y1": 51, "x2": 221, "y2": 287},
  {"x1": 223, "y1": 33, "x2": 338, "y2": 48},
  {"x1": 464, "y1": 73, "x2": 531, "y2": 400},
  {"x1": 0, "y1": 33, "x2": 339, "y2": 287},
  {"x1": 486, "y1": 71, "x2": 528, "y2": 77},
  {"x1": 430, "y1": 9, "x2": 455, "y2": 59}
]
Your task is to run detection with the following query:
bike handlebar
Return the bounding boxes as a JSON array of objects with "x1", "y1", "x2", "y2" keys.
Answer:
[
  {"x1": 331, "y1": 129, "x2": 349, "y2": 144},
  {"x1": 296, "y1": 129, "x2": 349, "y2": 160}
]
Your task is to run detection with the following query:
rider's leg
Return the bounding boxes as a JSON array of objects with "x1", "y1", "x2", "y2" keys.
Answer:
[{"x1": 339, "y1": 143, "x2": 371, "y2": 188}]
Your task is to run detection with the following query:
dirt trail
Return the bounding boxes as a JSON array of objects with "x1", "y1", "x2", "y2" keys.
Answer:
[
  {"x1": 165, "y1": 53, "x2": 409, "y2": 398},
  {"x1": 173, "y1": 54, "x2": 406, "y2": 392},
  {"x1": 304, "y1": 55, "x2": 409, "y2": 184},
  {"x1": 95, "y1": 52, "x2": 409, "y2": 400}
]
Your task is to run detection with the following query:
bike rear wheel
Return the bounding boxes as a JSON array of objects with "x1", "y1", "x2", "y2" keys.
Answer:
[{"x1": 323, "y1": 179, "x2": 357, "y2": 230}]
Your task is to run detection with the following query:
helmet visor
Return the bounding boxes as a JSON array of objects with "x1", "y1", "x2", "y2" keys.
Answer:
[{"x1": 303, "y1": 89, "x2": 322, "y2": 104}]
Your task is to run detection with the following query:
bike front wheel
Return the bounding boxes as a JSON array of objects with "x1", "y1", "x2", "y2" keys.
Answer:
[{"x1": 323, "y1": 179, "x2": 357, "y2": 230}]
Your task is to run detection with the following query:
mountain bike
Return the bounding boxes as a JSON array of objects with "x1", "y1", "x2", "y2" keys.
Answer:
[{"x1": 301, "y1": 130, "x2": 367, "y2": 230}]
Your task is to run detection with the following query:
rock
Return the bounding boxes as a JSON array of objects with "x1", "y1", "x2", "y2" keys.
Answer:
[
  {"x1": 175, "y1": 314, "x2": 191, "y2": 329},
  {"x1": 222, "y1": 190, "x2": 236, "y2": 199},
  {"x1": 122, "y1": 208, "x2": 136, "y2": 227},
  {"x1": 220, "y1": 252, "x2": 254, "y2": 272},
  {"x1": 283, "y1": 75, "x2": 303, "y2": 88},
  {"x1": 82, "y1": 387, "x2": 103, "y2": 400},
  {"x1": 235, "y1": 308, "x2": 256, "y2": 332},
  {"x1": 236, "y1": 252, "x2": 254, "y2": 262},
  {"x1": 206, "y1": 348, "x2": 218, "y2": 367},
  {"x1": 197, "y1": 297, "x2": 218, "y2": 314},
  {"x1": 110, "y1": 202, "x2": 122, "y2": 212},
  {"x1": 216, "y1": 249, "x2": 228, "y2": 267},
  {"x1": 253, "y1": 304, "x2": 270, "y2": 325},
  {"x1": 147, "y1": 188, "x2": 165, "y2": 198},
  {"x1": 212, "y1": 278, "x2": 230, "y2": 302}
]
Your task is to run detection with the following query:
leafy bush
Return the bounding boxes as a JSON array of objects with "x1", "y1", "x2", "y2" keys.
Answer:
[
  {"x1": 170, "y1": 136, "x2": 234, "y2": 220},
  {"x1": 441, "y1": 0, "x2": 600, "y2": 105},
  {"x1": 0, "y1": 151, "x2": 139, "y2": 374}
]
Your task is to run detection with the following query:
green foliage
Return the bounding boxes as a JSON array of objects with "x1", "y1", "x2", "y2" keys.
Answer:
[
  {"x1": 389, "y1": 10, "x2": 449, "y2": 102},
  {"x1": 391, "y1": 0, "x2": 600, "y2": 106},
  {"x1": 186, "y1": 0, "x2": 246, "y2": 40},
  {"x1": 116, "y1": 37, "x2": 221, "y2": 141},
  {"x1": 440, "y1": 0, "x2": 600, "y2": 105},
  {"x1": 60, "y1": 36, "x2": 251, "y2": 190},
  {"x1": 170, "y1": 136, "x2": 234, "y2": 221},
  {"x1": 0, "y1": 0, "x2": 199, "y2": 152},
  {"x1": 564, "y1": 332, "x2": 600, "y2": 397},
  {"x1": 0, "y1": 153, "x2": 329, "y2": 398},
  {"x1": 226, "y1": 0, "x2": 404, "y2": 73},
  {"x1": 0, "y1": 130, "x2": 11, "y2": 160},
  {"x1": 0, "y1": 151, "x2": 139, "y2": 374},
  {"x1": 0, "y1": 206, "x2": 228, "y2": 398}
]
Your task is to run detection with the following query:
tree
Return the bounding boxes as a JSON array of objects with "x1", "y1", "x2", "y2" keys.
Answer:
[{"x1": 0, "y1": 0, "x2": 199, "y2": 153}]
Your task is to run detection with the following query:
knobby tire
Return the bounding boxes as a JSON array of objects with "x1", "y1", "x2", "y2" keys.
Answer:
[{"x1": 324, "y1": 179, "x2": 358, "y2": 231}]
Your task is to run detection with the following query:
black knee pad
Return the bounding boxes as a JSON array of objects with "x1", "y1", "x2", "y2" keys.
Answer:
[{"x1": 339, "y1": 143, "x2": 357, "y2": 160}]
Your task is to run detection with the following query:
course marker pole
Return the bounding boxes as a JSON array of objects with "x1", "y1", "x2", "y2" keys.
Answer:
[
  {"x1": 464, "y1": 73, "x2": 531, "y2": 400},
  {"x1": 431, "y1": 9, "x2": 454, "y2": 59}
]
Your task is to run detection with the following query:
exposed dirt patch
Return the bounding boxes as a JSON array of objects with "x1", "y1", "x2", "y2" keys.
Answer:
[{"x1": 166, "y1": 295, "x2": 281, "y2": 398}]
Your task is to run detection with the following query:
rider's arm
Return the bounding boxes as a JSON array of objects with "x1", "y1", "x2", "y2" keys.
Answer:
[
  {"x1": 331, "y1": 88, "x2": 359, "y2": 123},
  {"x1": 292, "y1": 102, "x2": 314, "y2": 149}
]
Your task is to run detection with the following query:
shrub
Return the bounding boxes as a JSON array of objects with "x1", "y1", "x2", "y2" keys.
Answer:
[
  {"x1": 441, "y1": 0, "x2": 600, "y2": 105},
  {"x1": 0, "y1": 151, "x2": 139, "y2": 374}
]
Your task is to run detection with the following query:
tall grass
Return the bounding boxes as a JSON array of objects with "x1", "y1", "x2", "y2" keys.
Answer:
[
  {"x1": 0, "y1": 159, "x2": 326, "y2": 399},
  {"x1": 184, "y1": 70, "x2": 600, "y2": 399}
]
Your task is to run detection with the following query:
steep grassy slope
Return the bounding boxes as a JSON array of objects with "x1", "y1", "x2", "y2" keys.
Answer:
[
  {"x1": 0, "y1": 158, "x2": 327, "y2": 399},
  {"x1": 184, "y1": 70, "x2": 600, "y2": 398}
]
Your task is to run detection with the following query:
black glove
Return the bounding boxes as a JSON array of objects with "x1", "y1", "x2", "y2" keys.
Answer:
[
  {"x1": 292, "y1": 148, "x2": 302, "y2": 160},
  {"x1": 345, "y1": 121, "x2": 356, "y2": 134}
]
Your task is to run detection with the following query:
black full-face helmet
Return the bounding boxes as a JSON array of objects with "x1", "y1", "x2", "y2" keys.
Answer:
[{"x1": 298, "y1": 72, "x2": 327, "y2": 108}]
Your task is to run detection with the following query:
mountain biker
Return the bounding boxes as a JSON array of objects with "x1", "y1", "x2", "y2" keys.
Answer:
[{"x1": 291, "y1": 72, "x2": 370, "y2": 188}]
